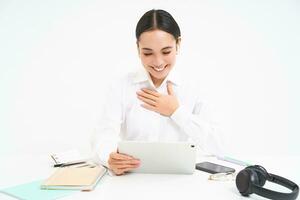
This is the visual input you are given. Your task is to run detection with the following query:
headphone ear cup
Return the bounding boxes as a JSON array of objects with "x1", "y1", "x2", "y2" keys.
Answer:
[
  {"x1": 253, "y1": 165, "x2": 269, "y2": 186},
  {"x1": 236, "y1": 169, "x2": 253, "y2": 196},
  {"x1": 245, "y1": 166, "x2": 267, "y2": 187},
  {"x1": 249, "y1": 169, "x2": 260, "y2": 185}
]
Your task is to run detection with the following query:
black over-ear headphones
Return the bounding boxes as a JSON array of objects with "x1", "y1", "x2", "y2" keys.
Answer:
[{"x1": 236, "y1": 165, "x2": 299, "y2": 200}]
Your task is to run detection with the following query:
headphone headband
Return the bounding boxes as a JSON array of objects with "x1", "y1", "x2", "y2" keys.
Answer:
[
  {"x1": 236, "y1": 165, "x2": 299, "y2": 200},
  {"x1": 253, "y1": 173, "x2": 299, "y2": 200}
]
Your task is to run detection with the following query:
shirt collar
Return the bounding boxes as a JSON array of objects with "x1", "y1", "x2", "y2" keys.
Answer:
[{"x1": 133, "y1": 67, "x2": 181, "y2": 88}]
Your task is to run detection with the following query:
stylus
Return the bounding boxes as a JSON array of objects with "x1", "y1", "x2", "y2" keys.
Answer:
[{"x1": 54, "y1": 161, "x2": 86, "y2": 168}]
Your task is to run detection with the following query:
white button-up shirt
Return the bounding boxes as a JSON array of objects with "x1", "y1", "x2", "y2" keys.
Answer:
[{"x1": 92, "y1": 67, "x2": 223, "y2": 165}]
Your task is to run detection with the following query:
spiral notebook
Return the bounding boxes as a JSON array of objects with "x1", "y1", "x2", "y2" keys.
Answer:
[{"x1": 50, "y1": 149, "x2": 87, "y2": 165}]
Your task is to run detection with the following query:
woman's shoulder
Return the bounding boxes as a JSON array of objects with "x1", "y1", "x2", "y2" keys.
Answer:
[
  {"x1": 179, "y1": 78, "x2": 208, "y2": 100},
  {"x1": 105, "y1": 70, "x2": 142, "y2": 97},
  {"x1": 117, "y1": 69, "x2": 142, "y2": 83},
  {"x1": 107, "y1": 71, "x2": 135, "y2": 87}
]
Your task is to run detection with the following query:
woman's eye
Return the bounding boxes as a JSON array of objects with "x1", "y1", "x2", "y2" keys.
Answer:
[{"x1": 143, "y1": 51, "x2": 171, "y2": 56}]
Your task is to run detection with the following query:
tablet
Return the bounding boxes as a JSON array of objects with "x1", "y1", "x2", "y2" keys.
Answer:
[{"x1": 118, "y1": 141, "x2": 196, "y2": 174}]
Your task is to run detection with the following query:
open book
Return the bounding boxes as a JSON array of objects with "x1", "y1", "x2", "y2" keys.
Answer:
[
  {"x1": 50, "y1": 149, "x2": 87, "y2": 166},
  {"x1": 41, "y1": 164, "x2": 107, "y2": 191}
]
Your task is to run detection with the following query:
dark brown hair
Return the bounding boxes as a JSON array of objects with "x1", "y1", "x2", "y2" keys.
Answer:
[{"x1": 135, "y1": 9, "x2": 181, "y2": 43}]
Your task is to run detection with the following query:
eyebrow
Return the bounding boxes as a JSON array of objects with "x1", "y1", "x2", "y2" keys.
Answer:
[{"x1": 142, "y1": 46, "x2": 173, "y2": 51}]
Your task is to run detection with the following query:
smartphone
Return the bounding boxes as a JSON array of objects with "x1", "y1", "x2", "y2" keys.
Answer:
[{"x1": 195, "y1": 162, "x2": 235, "y2": 174}]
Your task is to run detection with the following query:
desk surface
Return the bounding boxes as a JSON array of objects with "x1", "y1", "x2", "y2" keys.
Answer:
[{"x1": 0, "y1": 154, "x2": 299, "y2": 200}]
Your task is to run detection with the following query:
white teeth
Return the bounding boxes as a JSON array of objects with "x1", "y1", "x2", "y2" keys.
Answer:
[{"x1": 153, "y1": 66, "x2": 165, "y2": 72}]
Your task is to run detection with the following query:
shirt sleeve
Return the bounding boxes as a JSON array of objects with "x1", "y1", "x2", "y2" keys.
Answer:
[
  {"x1": 170, "y1": 97, "x2": 224, "y2": 157},
  {"x1": 91, "y1": 80, "x2": 124, "y2": 167}
]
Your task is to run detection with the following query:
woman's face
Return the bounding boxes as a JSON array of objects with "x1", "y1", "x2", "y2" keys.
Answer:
[{"x1": 137, "y1": 29, "x2": 180, "y2": 84}]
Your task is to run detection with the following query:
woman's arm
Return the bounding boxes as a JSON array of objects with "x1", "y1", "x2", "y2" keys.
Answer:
[
  {"x1": 170, "y1": 99, "x2": 224, "y2": 156},
  {"x1": 91, "y1": 79, "x2": 139, "y2": 175},
  {"x1": 92, "y1": 80, "x2": 123, "y2": 166}
]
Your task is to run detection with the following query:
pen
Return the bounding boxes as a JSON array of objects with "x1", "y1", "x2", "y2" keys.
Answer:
[
  {"x1": 54, "y1": 161, "x2": 86, "y2": 168},
  {"x1": 217, "y1": 156, "x2": 252, "y2": 167}
]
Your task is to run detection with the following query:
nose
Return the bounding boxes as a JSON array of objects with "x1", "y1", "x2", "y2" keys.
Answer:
[{"x1": 152, "y1": 55, "x2": 164, "y2": 67}]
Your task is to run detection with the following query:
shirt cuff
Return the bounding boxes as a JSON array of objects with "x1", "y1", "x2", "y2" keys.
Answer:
[
  {"x1": 170, "y1": 105, "x2": 190, "y2": 128},
  {"x1": 92, "y1": 141, "x2": 117, "y2": 168}
]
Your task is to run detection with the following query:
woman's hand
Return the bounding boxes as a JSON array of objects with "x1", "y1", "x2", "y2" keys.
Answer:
[
  {"x1": 108, "y1": 152, "x2": 140, "y2": 175},
  {"x1": 136, "y1": 81, "x2": 179, "y2": 116}
]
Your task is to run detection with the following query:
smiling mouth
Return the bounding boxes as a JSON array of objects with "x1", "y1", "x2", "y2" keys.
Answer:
[{"x1": 152, "y1": 65, "x2": 167, "y2": 72}]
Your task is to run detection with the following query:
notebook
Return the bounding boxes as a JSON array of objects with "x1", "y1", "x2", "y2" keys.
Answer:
[
  {"x1": 41, "y1": 164, "x2": 107, "y2": 191},
  {"x1": 0, "y1": 180, "x2": 76, "y2": 200},
  {"x1": 50, "y1": 149, "x2": 87, "y2": 165}
]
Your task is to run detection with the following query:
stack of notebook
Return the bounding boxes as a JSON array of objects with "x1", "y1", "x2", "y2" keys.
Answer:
[{"x1": 41, "y1": 163, "x2": 107, "y2": 191}]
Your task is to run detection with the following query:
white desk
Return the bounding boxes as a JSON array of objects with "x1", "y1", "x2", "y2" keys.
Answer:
[{"x1": 0, "y1": 154, "x2": 299, "y2": 200}]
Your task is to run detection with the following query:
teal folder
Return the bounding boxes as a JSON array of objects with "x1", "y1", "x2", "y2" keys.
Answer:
[{"x1": 0, "y1": 180, "x2": 76, "y2": 200}]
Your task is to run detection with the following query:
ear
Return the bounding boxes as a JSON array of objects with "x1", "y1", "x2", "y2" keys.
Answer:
[
  {"x1": 136, "y1": 41, "x2": 141, "y2": 58},
  {"x1": 176, "y1": 37, "x2": 181, "y2": 54}
]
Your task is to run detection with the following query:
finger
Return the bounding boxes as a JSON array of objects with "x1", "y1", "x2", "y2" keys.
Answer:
[
  {"x1": 109, "y1": 160, "x2": 137, "y2": 168},
  {"x1": 141, "y1": 88, "x2": 160, "y2": 97},
  {"x1": 114, "y1": 169, "x2": 125, "y2": 176},
  {"x1": 136, "y1": 91, "x2": 158, "y2": 101},
  {"x1": 116, "y1": 164, "x2": 140, "y2": 170},
  {"x1": 137, "y1": 95, "x2": 157, "y2": 106},
  {"x1": 110, "y1": 152, "x2": 135, "y2": 161},
  {"x1": 141, "y1": 103, "x2": 157, "y2": 112},
  {"x1": 111, "y1": 159, "x2": 140, "y2": 165},
  {"x1": 110, "y1": 163, "x2": 139, "y2": 171},
  {"x1": 167, "y1": 81, "x2": 174, "y2": 96},
  {"x1": 119, "y1": 167, "x2": 138, "y2": 173},
  {"x1": 113, "y1": 165, "x2": 140, "y2": 171},
  {"x1": 112, "y1": 165, "x2": 138, "y2": 175}
]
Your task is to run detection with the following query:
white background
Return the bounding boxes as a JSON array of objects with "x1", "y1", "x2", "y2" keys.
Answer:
[{"x1": 0, "y1": 0, "x2": 299, "y2": 158}]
